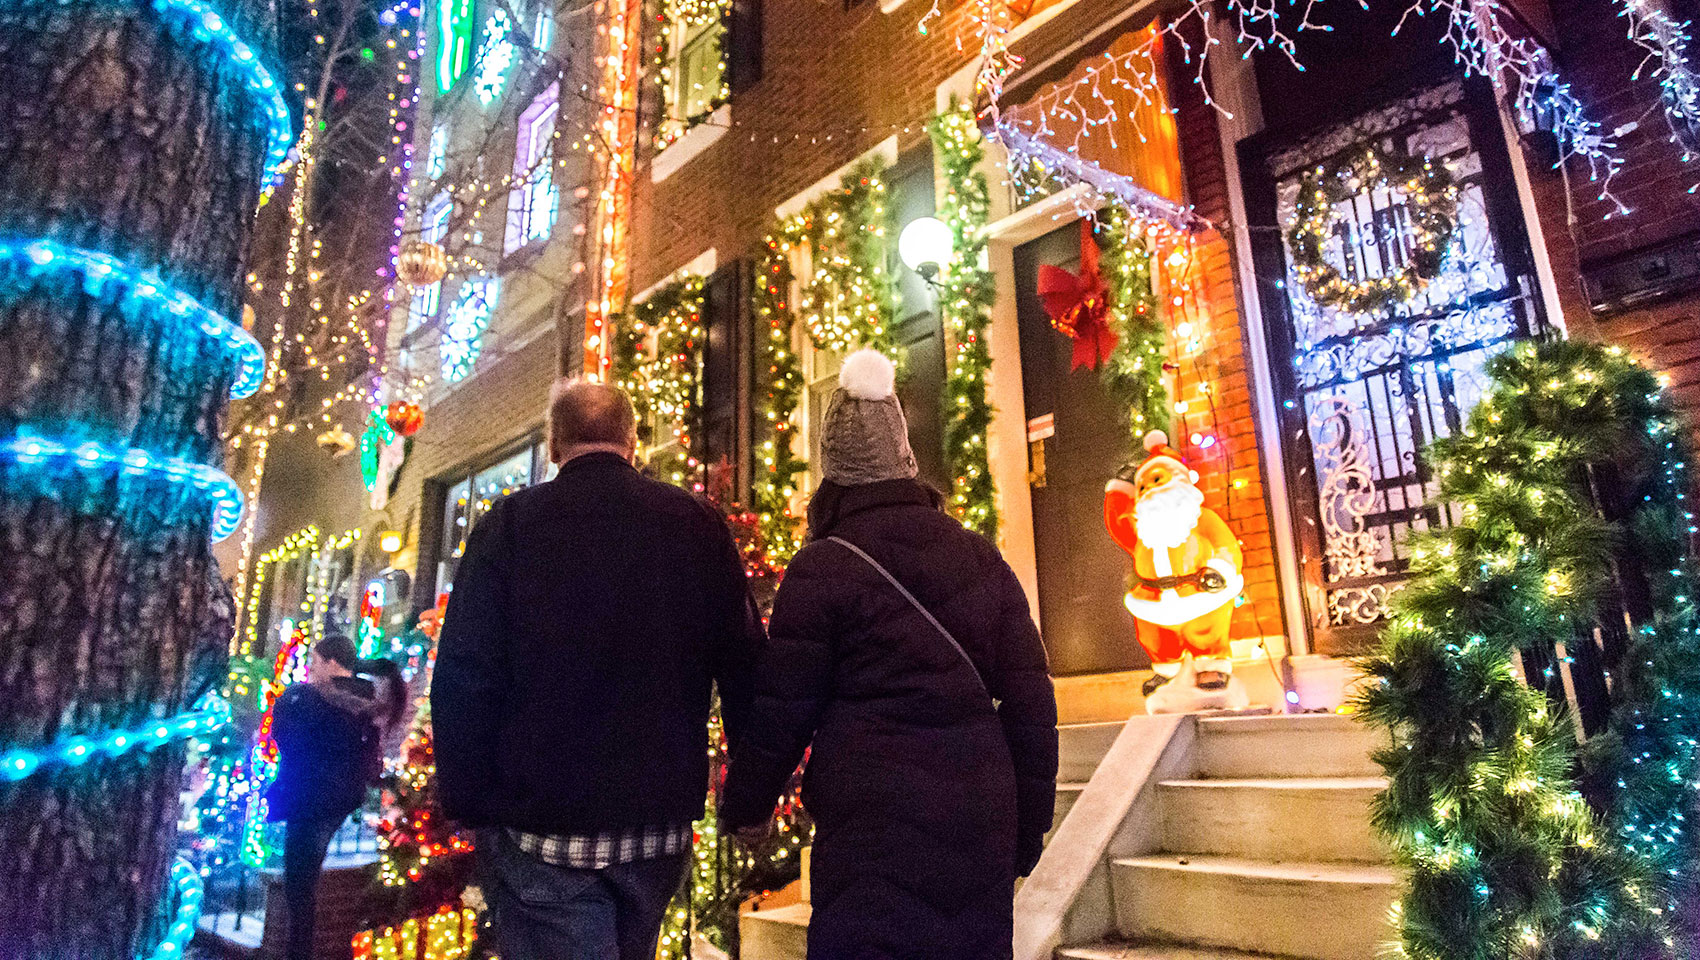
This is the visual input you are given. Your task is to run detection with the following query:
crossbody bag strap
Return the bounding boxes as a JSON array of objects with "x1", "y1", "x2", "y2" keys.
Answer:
[{"x1": 826, "y1": 536, "x2": 990, "y2": 696}]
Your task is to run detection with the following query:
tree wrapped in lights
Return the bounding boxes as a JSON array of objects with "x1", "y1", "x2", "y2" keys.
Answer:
[
  {"x1": 928, "y1": 101, "x2": 999, "y2": 539},
  {"x1": 1357, "y1": 339, "x2": 1700, "y2": 959},
  {"x1": 377, "y1": 699, "x2": 474, "y2": 907}
]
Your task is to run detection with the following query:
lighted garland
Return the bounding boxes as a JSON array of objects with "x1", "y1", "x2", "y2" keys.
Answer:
[
  {"x1": 146, "y1": 856, "x2": 206, "y2": 960},
  {"x1": 1356, "y1": 340, "x2": 1700, "y2": 959},
  {"x1": 613, "y1": 275, "x2": 707, "y2": 488},
  {"x1": 792, "y1": 160, "x2": 897, "y2": 356},
  {"x1": 654, "y1": 0, "x2": 733, "y2": 150},
  {"x1": 750, "y1": 230, "x2": 806, "y2": 564},
  {"x1": 928, "y1": 103, "x2": 998, "y2": 539},
  {"x1": 0, "y1": 237, "x2": 266, "y2": 397},
  {"x1": 1285, "y1": 147, "x2": 1459, "y2": 316},
  {"x1": 1096, "y1": 205, "x2": 1171, "y2": 445}
]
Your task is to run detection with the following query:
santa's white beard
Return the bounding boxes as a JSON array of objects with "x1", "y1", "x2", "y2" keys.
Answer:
[{"x1": 1135, "y1": 478, "x2": 1205, "y2": 550}]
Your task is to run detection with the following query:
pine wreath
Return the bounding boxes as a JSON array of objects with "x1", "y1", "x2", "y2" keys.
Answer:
[{"x1": 1285, "y1": 147, "x2": 1460, "y2": 315}]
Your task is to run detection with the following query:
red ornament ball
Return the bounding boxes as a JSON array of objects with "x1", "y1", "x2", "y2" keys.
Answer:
[{"x1": 385, "y1": 401, "x2": 424, "y2": 437}]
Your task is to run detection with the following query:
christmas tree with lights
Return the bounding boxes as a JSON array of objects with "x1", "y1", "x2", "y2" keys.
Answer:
[{"x1": 377, "y1": 699, "x2": 475, "y2": 909}]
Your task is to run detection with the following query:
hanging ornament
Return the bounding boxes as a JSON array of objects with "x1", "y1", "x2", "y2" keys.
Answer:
[
  {"x1": 396, "y1": 240, "x2": 448, "y2": 287},
  {"x1": 317, "y1": 424, "x2": 357, "y2": 457},
  {"x1": 384, "y1": 401, "x2": 424, "y2": 437},
  {"x1": 1038, "y1": 220, "x2": 1118, "y2": 370}
]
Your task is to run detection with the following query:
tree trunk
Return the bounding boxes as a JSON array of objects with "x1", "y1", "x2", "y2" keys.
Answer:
[{"x1": 0, "y1": 0, "x2": 278, "y2": 956}]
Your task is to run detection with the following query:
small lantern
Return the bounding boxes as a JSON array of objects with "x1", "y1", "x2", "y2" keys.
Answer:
[
  {"x1": 397, "y1": 240, "x2": 448, "y2": 287},
  {"x1": 384, "y1": 401, "x2": 424, "y2": 437},
  {"x1": 898, "y1": 216, "x2": 954, "y2": 282}
]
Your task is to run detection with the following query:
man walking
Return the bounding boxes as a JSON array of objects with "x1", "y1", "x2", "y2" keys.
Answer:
[{"x1": 433, "y1": 379, "x2": 763, "y2": 960}]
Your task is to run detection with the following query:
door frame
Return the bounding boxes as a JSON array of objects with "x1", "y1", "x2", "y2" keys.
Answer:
[{"x1": 1234, "y1": 71, "x2": 1551, "y2": 654}]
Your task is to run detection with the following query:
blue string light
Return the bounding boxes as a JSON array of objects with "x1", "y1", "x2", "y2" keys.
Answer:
[
  {"x1": 0, "y1": 433, "x2": 245, "y2": 541},
  {"x1": 148, "y1": 0, "x2": 294, "y2": 183},
  {"x1": 143, "y1": 857, "x2": 205, "y2": 960},
  {"x1": 0, "y1": 238, "x2": 266, "y2": 398},
  {"x1": 0, "y1": 694, "x2": 231, "y2": 782}
]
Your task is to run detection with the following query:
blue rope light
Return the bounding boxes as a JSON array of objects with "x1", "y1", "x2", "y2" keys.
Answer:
[
  {"x1": 0, "y1": 433, "x2": 245, "y2": 541},
  {"x1": 0, "y1": 694, "x2": 231, "y2": 782},
  {"x1": 0, "y1": 238, "x2": 266, "y2": 398},
  {"x1": 144, "y1": 857, "x2": 205, "y2": 960},
  {"x1": 148, "y1": 0, "x2": 294, "y2": 183}
]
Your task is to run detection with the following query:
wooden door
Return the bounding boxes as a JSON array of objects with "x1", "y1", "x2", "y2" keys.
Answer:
[{"x1": 1014, "y1": 220, "x2": 1146, "y2": 676}]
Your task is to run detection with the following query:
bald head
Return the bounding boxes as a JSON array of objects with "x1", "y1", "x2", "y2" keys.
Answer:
[{"x1": 547, "y1": 378, "x2": 638, "y2": 465}]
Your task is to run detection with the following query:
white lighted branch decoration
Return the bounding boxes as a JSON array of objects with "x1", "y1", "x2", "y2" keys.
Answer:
[{"x1": 1397, "y1": 0, "x2": 1628, "y2": 214}]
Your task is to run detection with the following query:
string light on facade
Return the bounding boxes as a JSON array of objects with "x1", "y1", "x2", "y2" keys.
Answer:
[{"x1": 1618, "y1": 0, "x2": 1700, "y2": 163}]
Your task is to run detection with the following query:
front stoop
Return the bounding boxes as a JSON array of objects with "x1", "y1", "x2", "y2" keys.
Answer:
[
  {"x1": 740, "y1": 903, "x2": 811, "y2": 960},
  {"x1": 1058, "y1": 944, "x2": 1299, "y2": 959}
]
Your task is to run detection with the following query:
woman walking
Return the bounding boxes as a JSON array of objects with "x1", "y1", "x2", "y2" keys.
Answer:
[
  {"x1": 266, "y1": 633, "x2": 406, "y2": 960},
  {"x1": 722, "y1": 349, "x2": 1059, "y2": 959}
]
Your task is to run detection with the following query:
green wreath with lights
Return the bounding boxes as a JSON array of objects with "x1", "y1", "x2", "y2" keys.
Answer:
[{"x1": 1285, "y1": 147, "x2": 1460, "y2": 316}]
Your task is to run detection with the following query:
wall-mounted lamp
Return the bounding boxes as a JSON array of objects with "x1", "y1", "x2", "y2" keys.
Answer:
[
  {"x1": 898, "y1": 216, "x2": 954, "y2": 285},
  {"x1": 378, "y1": 530, "x2": 404, "y2": 554}
]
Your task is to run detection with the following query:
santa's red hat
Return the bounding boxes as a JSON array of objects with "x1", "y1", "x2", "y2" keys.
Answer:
[{"x1": 1134, "y1": 430, "x2": 1189, "y2": 487}]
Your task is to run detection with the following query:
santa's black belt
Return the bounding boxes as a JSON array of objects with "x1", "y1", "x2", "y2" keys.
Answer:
[{"x1": 1134, "y1": 568, "x2": 1228, "y2": 593}]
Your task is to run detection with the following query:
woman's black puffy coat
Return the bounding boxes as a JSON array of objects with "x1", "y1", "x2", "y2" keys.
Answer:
[{"x1": 721, "y1": 480, "x2": 1059, "y2": 959}]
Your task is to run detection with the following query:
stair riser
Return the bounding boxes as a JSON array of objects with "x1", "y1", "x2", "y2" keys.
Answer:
[
  {"x1": 740, "y1": 908, "x2": 810, "y2": 960},
  {"x1": 1195, "y1": 727, "x2": 1382, "y2": 780},
  {"x1": 1158, "y1": 784, "x2": 1386, "y2": 863},
  {"x1": 1048, "y1": 788, "x2": 1085, "y2": 844},
  {"x1": 1111, "y1": 862, "x2": 1395, "y2": 960},
  {"x1": 1059, "y1": 722, "x2": 1127, "y2": 782}
]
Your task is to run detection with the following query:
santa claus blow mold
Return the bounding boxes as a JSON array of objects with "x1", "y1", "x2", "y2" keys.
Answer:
[{"x1": 1104, "y1": 430, "x2": 1250, "y2": 714}]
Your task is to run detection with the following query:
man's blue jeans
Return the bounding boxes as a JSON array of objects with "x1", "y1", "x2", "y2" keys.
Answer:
[{"x1": 476, "y1": 828, "x2": 689, "y2": 960}]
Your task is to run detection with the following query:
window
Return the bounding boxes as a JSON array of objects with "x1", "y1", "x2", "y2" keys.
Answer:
[
  {"x1": 426, "y1": 124, "x2": 449, "y2": 180},
  {"x1": 409, "y1": 192, "x2": 453, "y2": 331},
  {"x1": 506, "y1": 83, "x2": 560, "y2": 254},
  {"x1": 436, "y1": 442, "x2": 553, "y2": 594},
  {"x1": 656, "y1": 5, "x2": 729, "y2": 149},
  {"x1": 435, "y1": 0, "x2": 474, "y2": 93}
]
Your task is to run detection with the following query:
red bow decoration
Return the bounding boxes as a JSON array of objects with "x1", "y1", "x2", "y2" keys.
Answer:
[{"x1": 1038, "y1": 220, "x2": 1118, "y2": 370}]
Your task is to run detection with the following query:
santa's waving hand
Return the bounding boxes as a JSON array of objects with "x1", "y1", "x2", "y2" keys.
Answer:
[{"x1": 1104, "y1": 431, "x2": 1245, "y2": 708}]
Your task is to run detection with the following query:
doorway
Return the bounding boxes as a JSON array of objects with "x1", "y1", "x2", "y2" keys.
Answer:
[{"x1": 1014, "y1": 220, "x2": 1146, "y2": 676}]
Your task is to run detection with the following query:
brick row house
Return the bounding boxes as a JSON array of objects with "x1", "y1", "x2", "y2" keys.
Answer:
[{"x1": 228, "y1": 0, "x2": 1700, "y2": 954}]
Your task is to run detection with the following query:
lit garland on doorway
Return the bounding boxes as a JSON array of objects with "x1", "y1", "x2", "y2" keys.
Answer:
[
  {"x1": 751, "y1": 230, "x2": 806, "y2": 564},
  {"x1": 1356, "y1": 341, "x2": 1700, "y2": 958},
  {"x1": 1097, "y1": 206, "x2": 1170, "y2": 440},
  {"x1": 927, "y1": 102, "x2": 997, "y2": 539}
]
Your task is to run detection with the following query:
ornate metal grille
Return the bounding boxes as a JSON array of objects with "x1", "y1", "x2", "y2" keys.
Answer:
[{"x1": 1259, "y1": 81, "x2": 1545, "y2": 650}]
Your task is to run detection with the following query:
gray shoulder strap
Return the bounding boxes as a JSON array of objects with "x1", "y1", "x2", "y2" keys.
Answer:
[{"x1": 826, "y1": 536, "x2": 988, "y2": 695}]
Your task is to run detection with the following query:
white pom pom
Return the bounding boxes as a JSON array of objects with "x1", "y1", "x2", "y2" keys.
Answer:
[
  {"x1": 839, "y1": 348, "x2": 897, "y2": 401},
  {"x1": 1143, "y1": 429, "x2": 1169, "y2": 453}
]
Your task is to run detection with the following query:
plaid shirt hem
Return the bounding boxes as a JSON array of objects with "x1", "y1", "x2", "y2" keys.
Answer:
[{"x1": 509, "y1": 822, "x2": 693, "y2": 869}]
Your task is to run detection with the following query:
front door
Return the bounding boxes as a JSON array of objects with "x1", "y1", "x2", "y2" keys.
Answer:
[
  {"x1": 1015, "y1": 220, "x2": 1145, "y2": 676},
  {"x1": 1243, "y1": 79, "x2": 1547, "y2": 654}
]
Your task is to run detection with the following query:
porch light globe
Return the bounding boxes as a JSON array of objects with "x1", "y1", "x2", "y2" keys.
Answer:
[{"x1": 898, "y1": 216, "x2": 954, "y2": 280}]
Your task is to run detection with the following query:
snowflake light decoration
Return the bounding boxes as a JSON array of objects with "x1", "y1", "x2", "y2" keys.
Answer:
[{"x1": 441, "y1": 276, "x2": 498, "y2": 382}]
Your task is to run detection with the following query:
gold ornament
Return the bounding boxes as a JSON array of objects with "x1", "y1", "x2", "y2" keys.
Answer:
[
  {"x1": 397, "y1": 240, "x2": 448, "y2": 287},
  {"x1": 317, "y1": 425, "x2": 357, "y2": 457}
]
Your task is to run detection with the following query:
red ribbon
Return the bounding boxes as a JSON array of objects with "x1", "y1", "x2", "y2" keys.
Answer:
[{"x1": 1038, "y1": 220, "x2": 1118, "y2": 370}]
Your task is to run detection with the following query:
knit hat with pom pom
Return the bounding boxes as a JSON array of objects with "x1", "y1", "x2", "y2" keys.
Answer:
[{"x1": 820, "y1": 348, "x2": 918, "y2": 486}]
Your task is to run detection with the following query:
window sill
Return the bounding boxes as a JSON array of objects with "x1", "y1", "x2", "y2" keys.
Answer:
[{"x1": 651, "y1": 104, "x2": 732, "y2": 184}]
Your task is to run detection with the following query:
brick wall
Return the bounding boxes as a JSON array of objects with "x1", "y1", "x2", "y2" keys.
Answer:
[{"x1": 1527, "y1": 0, "x2": 1700, "y2": 414}]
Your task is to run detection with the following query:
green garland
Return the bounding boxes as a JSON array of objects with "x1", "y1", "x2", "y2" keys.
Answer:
[
  {"x1": 1097, "y1": 205, "x2": 1170, "y2": 439},
  {"x1": 749, "y1": 159, "x2": 896, "y2": 560},
  {"x1": 1286, "y1": 147, "x2": 1459, "y2": 316},
  {"x1": 929, "y1": 101, "x2": 998, "y2": 540},
  {"x1": 1356, "y1": 340, "x2": 1700, "y2": 959},
  {"x1": 612, "y1": 275, "x2": 707, "y2": 488}
]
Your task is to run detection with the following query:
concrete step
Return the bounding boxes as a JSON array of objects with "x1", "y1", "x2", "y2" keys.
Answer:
[
  {"x1": 739, "y1": 902, "x2": 810, "y2": 960},
  {"x1": 1047, "y1": 782, "x2": 1089, "y2": 844},
  {"x1": 1058, "y1": 942, "x2": 1299, "y2": 960},
  {"x1": 1111, "y1": 855, "x2": 1396, "y2": 960},
  {"x1": 1059, "y1": 720, "x2": 1127, "y2": 782},
  {"x1": 1157, "y1": 778, "x2": 1387, "y2": 864},
  {"x1": 1194, "y1": 715, "x2": 1382, "y2": 780}
]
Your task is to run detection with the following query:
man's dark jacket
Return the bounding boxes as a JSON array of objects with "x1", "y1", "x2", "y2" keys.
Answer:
[{"x1": 431, "y1": 452, "x2": 763, "y2": 833}]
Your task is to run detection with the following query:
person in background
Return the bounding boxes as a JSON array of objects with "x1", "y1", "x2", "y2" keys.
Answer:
[
  {"x1": 267, "y1": 633, "x2": 406, "y2": 960},
  {"x1": 721, "y1": 349, "x2": 1059, "y2": 960},
  {"x1": 432, "y1": 379, "x2": 764, "y2": 960}
]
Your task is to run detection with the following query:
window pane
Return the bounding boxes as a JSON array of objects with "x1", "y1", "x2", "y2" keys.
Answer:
[
  {"x1": 470, "y1": 450, "x2": 534, "y2": 527},
  {"x1": 678, "y1": 23, "x2": 725, "y2": 120}
]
